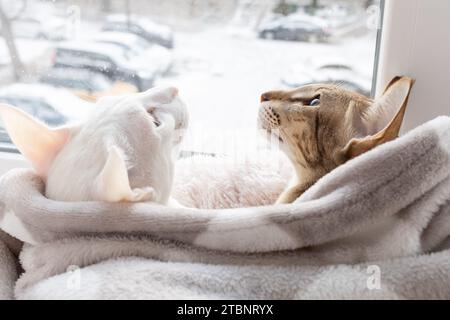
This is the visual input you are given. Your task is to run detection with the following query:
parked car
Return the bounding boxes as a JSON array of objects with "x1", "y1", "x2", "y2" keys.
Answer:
[
  {"x1": 102, "y1": 14, "x2": 174, "y2": 49},
  {"x1": 52, "y1": 41, "x2": 156, "y2": 91},
  {"x1": 0, "y1": 83, "x2": 92, "y2": 145},
  {"x1": 315, "y1": 3, "x2": 356, "y2": 21},
  {"x1": 39, "y1": 67, "x2": 137, "y2": 102},
  {"x1": 0, "y1": 83, "x2": 92, "y2": 123},
  {"x1": 258, "y1": 15, "x2": 330, "y2": 42},
  {"x1": 0, "y1": 126, "x2": 11, "y2": 151},
  {"x1": 281, "y1": 57, "x2": 372, "y2": 96},
  {"x1": 90, "y1": 31, "x2": 173, "y2": 75},
  {"x1": 9, "y1": 15, "x2": 66, "y2": 41}
]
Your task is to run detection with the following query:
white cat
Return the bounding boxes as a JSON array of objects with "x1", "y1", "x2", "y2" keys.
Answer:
[{"x1": 0, "y1": 86, "x2": 188, "y2": 204}]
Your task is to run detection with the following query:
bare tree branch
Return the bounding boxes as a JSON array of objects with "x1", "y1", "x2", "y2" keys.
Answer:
[{"x1": 0, "y1": 4, "x2": 25, "y2": 81}]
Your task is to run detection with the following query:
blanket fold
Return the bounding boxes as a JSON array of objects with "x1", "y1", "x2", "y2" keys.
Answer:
[
  {"x1": 1, "y1": 116, "x2": 450, "y2": 299},
  {"x1": 0, "y1": 233, "x2": 19, "y2": 300}
]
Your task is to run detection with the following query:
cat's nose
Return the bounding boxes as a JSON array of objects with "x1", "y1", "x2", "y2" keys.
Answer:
[{"x1": 260, "y1": 93, "x2": 271, "y2": 102}]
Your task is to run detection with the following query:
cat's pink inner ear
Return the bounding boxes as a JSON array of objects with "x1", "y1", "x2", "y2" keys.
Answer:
[
  {"x1": 364, "y1": 77, "x2": 414, "y2": 135},
  {"x1": 343, "y1": 77, "x2": 414, "y2": 159},
  {"x1": 0, "y1": 104, "x2": 71, "y2": 177}
]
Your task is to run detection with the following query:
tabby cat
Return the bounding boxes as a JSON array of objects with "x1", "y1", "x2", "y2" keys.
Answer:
[{"x1": 259, "y1": 76, "x2": 414, "y2": 203}]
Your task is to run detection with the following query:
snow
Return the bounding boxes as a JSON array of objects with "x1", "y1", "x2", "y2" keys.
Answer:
[
  {"x1": 0, "y1": 83, "x2": 93, "y2": 121},
  {"x1": 0, "y1": 1, "x2": 378, "y2": 156},
  {"x1": 105, "y1": 14, "x2": 173, "y2": 39},
  {"x1": 0, "y1": 40, "x2": 50, "y2": 66},
  {"x1": 156, "y1": 28, "x2": 377, "y2": 154}
]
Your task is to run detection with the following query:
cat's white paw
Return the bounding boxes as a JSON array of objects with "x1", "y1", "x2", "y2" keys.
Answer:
[{"x1": 126, "y1": 187, "x2": 156, "y2": 202}]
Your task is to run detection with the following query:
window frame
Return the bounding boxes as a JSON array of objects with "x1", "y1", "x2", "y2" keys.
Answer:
[
  {"x1": 0, "y1": 0, "x2": 389, "y2": 175},
  {"x1": 0, "y1": 149, "x2": 28, "y2": 176},
  {"x1": 374, "y1": 0, "x2": 450, "y2": 133}
]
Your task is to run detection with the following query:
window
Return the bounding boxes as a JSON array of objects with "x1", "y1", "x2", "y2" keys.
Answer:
[
  {"x1": 375, "y1": 0, "x2": 450, "y2": 132},
  {"x1": 0, "y1": 0, "x2": 383, "y2": 157}
]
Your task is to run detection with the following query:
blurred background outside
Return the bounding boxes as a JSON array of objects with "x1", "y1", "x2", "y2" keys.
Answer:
[{"x1": 0, "y1": 0, "x2": 381, "y2": 155}]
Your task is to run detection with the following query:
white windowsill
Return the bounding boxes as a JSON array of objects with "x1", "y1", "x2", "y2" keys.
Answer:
[{"x1": 0, "y1": 151, "x2": 29, "y2": 176}]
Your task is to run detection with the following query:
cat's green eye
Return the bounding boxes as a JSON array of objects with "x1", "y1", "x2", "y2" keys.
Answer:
[{"x1": 309, "y1": 98, "x2": 320, "y2": 107}]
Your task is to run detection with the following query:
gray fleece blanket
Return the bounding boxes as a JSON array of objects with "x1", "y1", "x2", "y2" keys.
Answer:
[{"x1": 1, "y1": 116, "x2": 450, "y2": 299}]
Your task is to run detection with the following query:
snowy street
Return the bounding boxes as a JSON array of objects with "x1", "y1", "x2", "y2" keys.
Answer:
[
  {"x1": 0, "y1": 0, "x2": 379, "y2": 155},
  {"x1": 157, "y1": 29, "x2": 377, "y2": 153}
]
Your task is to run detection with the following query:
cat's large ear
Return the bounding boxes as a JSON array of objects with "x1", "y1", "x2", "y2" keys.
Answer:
[
  {"x1": 0, "y1": 104, "x2": 71, "y2": 176},
  {"x1": 343, "y1": 76, "x2": 415, "y2": 159},
  {"x1": 94, "y1": 146, "x2": 155, "y2": 202},
  {"x1": 140, "y1": 85, "x2": 178, "y2": 106}
]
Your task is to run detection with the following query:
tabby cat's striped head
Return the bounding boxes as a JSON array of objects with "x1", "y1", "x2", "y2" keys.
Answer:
[{"x1": 259, "y1": 77, "x2": 414, "y2": 178}]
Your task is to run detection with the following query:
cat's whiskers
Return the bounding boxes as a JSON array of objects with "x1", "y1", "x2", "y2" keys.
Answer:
[{"x1": 261, "y1": 77, "x2": 414, "y2": 204}]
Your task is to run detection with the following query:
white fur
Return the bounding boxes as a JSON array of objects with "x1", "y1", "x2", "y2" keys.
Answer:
[
  {"x1": 0, "y1": 211, "x2": 37, "y2": 245},
  {"x1": 1, "y1": 86, "x2": 188, "y2": 203}
]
